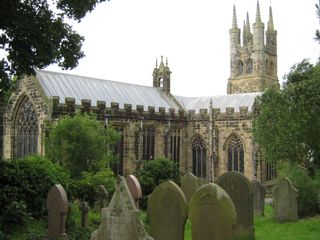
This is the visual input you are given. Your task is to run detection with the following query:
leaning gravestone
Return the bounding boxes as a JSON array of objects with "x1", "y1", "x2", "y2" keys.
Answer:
[
  {"x1": 217, "y1": 172, "x2": 255, "y2": 240},
  {"x1": 90, "y1": 176, "x2": 152, "y2": 240},
  {"x1": 80, "y1": 201, "x2": 89, "y2": 228},
  {"x1": 188, "y1": 183, "x2": 237, "y2": 240},
  {"x1": 148, "y1": 181, "x2": 187, "y2": 240},
  {"x1": 97, "y1": 185, "x2": 109, "y2": 210},
  {"x1": 252, "y1": 180, "x2": 265, "y2": 216},
  {"x1": 273, "y1": 177, "x2": 298, "y2": 222},
  {"x1": 181, "y1": 172, "x2": 198, "y2": 203},
  {"x1": 125, "y1": 175, "x2": 142, "y2": 208},
  {"x1": 45, "y1": 184, "x2": 69, "y2": 240}
]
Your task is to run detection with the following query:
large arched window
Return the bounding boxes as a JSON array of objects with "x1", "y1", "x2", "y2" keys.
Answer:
[
  {"x1": 192, "y1": 135, "x2": 206, "y2": 178},
  {"x1": 14, "y1": 96, "x2": 38, "y2": 159},
  {"x1": 227, "y1": 135, "x2": 244, "y2": 173}
]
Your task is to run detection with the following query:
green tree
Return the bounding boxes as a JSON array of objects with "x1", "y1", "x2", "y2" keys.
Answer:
[
  {"x1": 253, "y1": 60, "x2": 320, "y2": 170},
  {"x1": 0, "y1": 0, "x2": 109, "y2": 97},
  {"x1": 46, "y1": 114, "x2": 120, "y2": 178}
]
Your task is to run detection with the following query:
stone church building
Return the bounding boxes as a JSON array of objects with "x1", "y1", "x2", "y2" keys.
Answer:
[{"x1": 2, "y1": 3, "x2": 278, "y2": 182}]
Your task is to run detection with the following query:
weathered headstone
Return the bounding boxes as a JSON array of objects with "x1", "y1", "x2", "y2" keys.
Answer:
[
  {"x1": 273, "y1": 177, "x2": 298, "y2": 222},
  {"x1": 80, "y1": 201, "x2": 89, "y2": 228},
  {"x1": 188, "y1": 183, "x2": 237, "y2": 240},
  {"x1": 252, "y1": 180, "x2": 265, "y2": 216},
  {"x1": 181, "y1": 172, "x2": 198, "y2": 203},
  {"x1": 217, "y1": 172, "x2": 255, "y2": 240},
  {"x1": 45, "y1": 184, "x2": 68, "y2": 240},
  {"x1": 97, "y1": 185, "x2": 109, "y2": 211},
  {"x1": 148, "y1": 180, "x2": 187, "y2": 240},
  {"x1": 90, "y1": 176, "x2": 152, "y2": 240},
  {"x1": 125, "y1": 174, "x2": 142, "y2": 208}
]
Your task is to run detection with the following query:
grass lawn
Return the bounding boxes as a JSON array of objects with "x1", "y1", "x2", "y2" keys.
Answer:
[{"x1": 184, "y1": 204, "x2": 320, "y2": 240}]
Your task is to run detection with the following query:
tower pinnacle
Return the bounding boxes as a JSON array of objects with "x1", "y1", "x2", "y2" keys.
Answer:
[
  {"x1": 268, "y1": 6, "x2": 274, "y2": 31},
  {"x1": 255, "y1": 0, "x2": 261, "y2": 23},
  {"x1": 246, "y1": 12, "x2": 251, "y2": 32},
  {"x1": 232, "y1": 5, "x2": 238, "y2": 28}
]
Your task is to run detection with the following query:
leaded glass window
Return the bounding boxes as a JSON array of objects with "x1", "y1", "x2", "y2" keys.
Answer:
[
  {"x1": 142, "y1": 127, "x2": 155, "y2": 160},
  {"x1": 227, "y1": 135, "x2": 244, "y2": 173},
  {"x1": 192, "y1": 135, "x2": 206, "y2": 178},
  {"x1": 14, "y1": 97, "x2": 38, "y2": 159}
]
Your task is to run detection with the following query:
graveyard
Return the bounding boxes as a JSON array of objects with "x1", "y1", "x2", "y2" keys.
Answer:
[{"x1": 2, "y1": 159, "x2": 320, "y2": 240}]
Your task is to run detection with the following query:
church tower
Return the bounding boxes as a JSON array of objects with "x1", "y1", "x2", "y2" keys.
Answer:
[
  {"x1": 153, "y1": 56, "x2": 171, "y2": 94},
  {"x1": 227, "y1": 2, "x2": 279, "y2": 94}
]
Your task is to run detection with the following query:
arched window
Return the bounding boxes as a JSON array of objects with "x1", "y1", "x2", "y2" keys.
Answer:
[
  {"x1": 246, "y1": 59, "x2": 253, "y2": 74},
  {"x1": 14, "y1": 96, "x2": 38, "y2": 159},
  {"x1": 142, "y1": 127, "x2": 155, "y2": 161},
  {"x1": 192, "y1": 135, "x2": 206, "y2": 178},
  {"x1": 110, "y1": 128, "x2": 124, "y2": 176},
  {"x1": 227, "y1": 135, "x2": 244, "y2": 173},
  {"x1": 237, "y1": 60, "x2": 244, "y2": 76},
  {"x1": 270, "y1": 61, "x2": 274, "y2": 76}
]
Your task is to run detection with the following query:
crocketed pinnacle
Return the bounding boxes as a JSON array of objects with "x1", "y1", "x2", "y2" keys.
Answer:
[
  {"x1": 232, "y1": 4, "x2": 238, "y2": 28},
  {"x1": 255, "y1": 0, "x2": 261, "y2": 23},
  {"x1": 268, "y1": 6, "x2": 274, "y2": 31}
]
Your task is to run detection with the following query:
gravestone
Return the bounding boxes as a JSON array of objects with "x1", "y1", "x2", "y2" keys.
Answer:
[
  {"x1": 148, "y1": 180, "x2": 187, "y2": 240},
  {"x1": 90, "y1": 176, "x2": 152, "y2": 240},
  {"x1": 252, "y1": 180, "x2": 265, "y2": 216},
  {"x1": 80, "y1": 201, "x2": 89, "y2": 228},
  {"x1": 45, "y1": 184, "x2": 69, "y2": 240},
  {"x1": 97, "y1": 185, "x2": 109, "y2": 211},
  {"x1": 217, "y1": 172, "x2": 255, "y2": 240},
  {"x1": 125, "y1": 175, "x2": 142, "y2": 208},
  {"x1": 188, "y1": 183, "x2": 237, "y2": 240},
  {"x1": 273, "y1": 177, "x2": 298, "y2": 222},
  {"x1": 181, "y1": 172, "x2": 198, "y2": 203}
]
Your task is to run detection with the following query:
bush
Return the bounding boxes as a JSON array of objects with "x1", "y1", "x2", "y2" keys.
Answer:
[
  {"x1": 0, "y1": 155, "x2": 70, "y2": 230},
  {"x1": 46, "y1": 114, "x2": 120, "y2": 178},
  {"x1": 277, "y1": 161, "x2": 320, "y2": 217},
  {"x1": 69, "y1": 168, "x2": 116, "y2": 206},
  {"x1": 135, "y1": 158, "x2": 180, "y2": 209}
]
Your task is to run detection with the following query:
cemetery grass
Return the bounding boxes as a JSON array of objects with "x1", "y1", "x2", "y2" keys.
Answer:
[{"x1": 183, "y1": 205, "x2": 320, "y2": 240}]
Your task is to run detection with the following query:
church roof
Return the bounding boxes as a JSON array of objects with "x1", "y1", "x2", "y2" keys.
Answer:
[
  {"x1": 36, "y1": 70, "x2": 260, "y2": 114},
  {"x1": 36, "y1": 70, "x2": 181, "y2": 112},
  {"x1": 175, "y1": 92, "x2": 261, "y2": 113}
]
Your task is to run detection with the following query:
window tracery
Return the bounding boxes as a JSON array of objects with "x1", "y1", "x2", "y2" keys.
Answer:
[
  {"x1": 227, "y1": 135, "x2": 244, "y2": 173},
  {"x1": 192, "y1": 135, "x2": 206, "y2": 178}
]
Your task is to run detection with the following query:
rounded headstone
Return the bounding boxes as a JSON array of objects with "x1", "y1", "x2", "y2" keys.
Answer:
[
  {"x1": 251, "y1": 180, "x2": 265, "y2": 216},
  {"x1": 148, "y1": 180, "x2": 187, "y2": 240},
  {"x1": 189, "y1": 183, "x2": 236, "y2": 240},
  {"x1": 181, "y1": 172, "x2": 198, "y2": 203}
]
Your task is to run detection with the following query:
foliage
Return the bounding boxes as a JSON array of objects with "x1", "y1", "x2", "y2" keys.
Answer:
[
  {"x1": 254, "y1": 205, "x2": 320, "y2": 240},
  {"x1": 70, "y1": 168, "x2": 115, "y2": 205},
  {"x1": 46, "y1": 114, "x2": 120, "y2": 178},
  {"x1": 0, "y1": 155, "x2": 70, "y2": 231},
  {"x1": 135, "y1": 158, "x2": 180, "y2": 209},
  {"x1": 0, "y1": 0, "x2": 110, "y2": 86},
  {"x1": 277, "y1": 161, "x2": 320, "y2": 217},
  {"x1": 253, "y1": 60, "x2": 320, "y2": 169}
]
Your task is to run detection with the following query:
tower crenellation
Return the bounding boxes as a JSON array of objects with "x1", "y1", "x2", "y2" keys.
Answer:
[{"x1": 227, "y1": 1, "x2": 279, "y2": 94}]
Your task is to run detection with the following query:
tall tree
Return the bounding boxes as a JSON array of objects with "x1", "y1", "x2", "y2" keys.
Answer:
[
  {"x1": 0, "y1": 0, "x2": 108, "y2": 97},
  {"x1": 253, "y1": 60, "x2": 320, "y2": 170}
]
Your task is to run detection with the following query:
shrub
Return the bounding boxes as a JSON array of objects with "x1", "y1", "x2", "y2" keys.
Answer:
[
  {"x1": 69, "y1": 168, "x2": 116, "y2": 206},
  {"x1": 0, "y1": 155, "x2": 70, "y2": 230},
  {"x1": 135, "y1": 158, "x2": 180, "y2": 209},
  {"x1": 46, "y1": 114, "x2": 120, "y2": 178},
  {"x1": 277, "y1": 161, "x2": 320, "y2": 217}
]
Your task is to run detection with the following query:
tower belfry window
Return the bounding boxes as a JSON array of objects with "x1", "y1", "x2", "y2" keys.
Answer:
[
  {"x1": 159, "y1": 77, "x2": 163, "y2": 88},
  {"x1": 237, "y1": 60, "x2": 244, "y2": 76},
  {"x1": 246, "y1": 59, "x2": 253, "y2": 74}
]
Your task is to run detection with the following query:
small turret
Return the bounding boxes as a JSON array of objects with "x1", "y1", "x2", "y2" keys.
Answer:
[
  {"x1": 243, "y1": 12, "x2": 253, "y2": 46},
  {"x1": 152, "y1": 56, "x2": 171, "y2": 94},
  {"x1": 266, "y1": 6, "x2": 277, "y2": 54}
]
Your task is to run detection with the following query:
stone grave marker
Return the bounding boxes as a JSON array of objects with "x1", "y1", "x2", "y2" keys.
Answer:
[
  {"x1": 181, "y1": 172, "x2": 198, "y2": 203},
  {"x1": 80, "y1": 201, "x2": 89, "y2": 228},
  {"x1": 90, "y1": 176, "x2": 152, "y2": 240},
  {"x1": 97, "y1": 185, "x2": 109, "y2": 211},
  {"x1": 252, "y1": 180, "x2": 265, "y2": 216},
  {"x1": 148, "y1": 180, "x2": 187, "y2": 240},
  {"x1": 45, "y1": 184, "x2": 69, "y2": 240},
  {"x1": 188, "y1": 182, "x2": 237, "y2": 240},
  {"x1": 125, "y1": 174, "x2": 142, "y2": 208},
  {"x1": 217, "y1": 172, "x2": 255, "y2": 240},
  {"x1": 273, "y1": 177, "x2": 298, "y2": 222}
]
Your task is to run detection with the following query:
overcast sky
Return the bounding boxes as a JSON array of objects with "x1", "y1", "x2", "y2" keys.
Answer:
[{"x1": 46, "y1": 0, "x2": 320, "y2": 97}]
